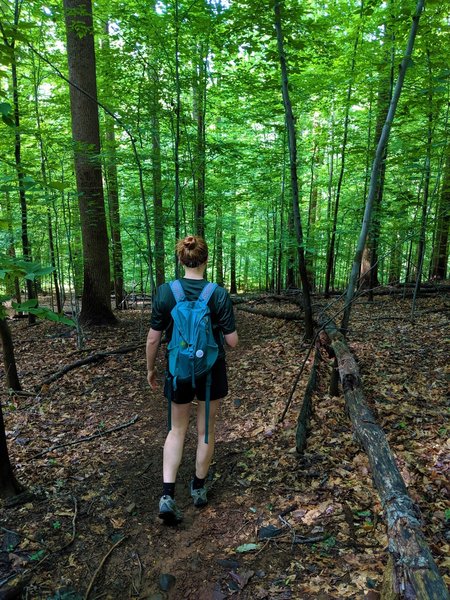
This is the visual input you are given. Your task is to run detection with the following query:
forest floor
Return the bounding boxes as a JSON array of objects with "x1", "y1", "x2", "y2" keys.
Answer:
[{"x1": 0, "y1": 291, "x2": 449, "y2": 600}]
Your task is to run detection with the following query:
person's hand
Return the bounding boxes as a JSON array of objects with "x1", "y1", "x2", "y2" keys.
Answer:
[{"x1": 147, "y1": 368, "x2": 158, "y2": 389}]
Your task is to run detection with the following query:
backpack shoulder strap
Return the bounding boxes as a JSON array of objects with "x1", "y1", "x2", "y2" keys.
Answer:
[
  {"x1": 169, "y1": 279, "x2": 186, "y2": 303},
  {"x1": 198, "y1": 282, "x2": 217, "y2": 304}
]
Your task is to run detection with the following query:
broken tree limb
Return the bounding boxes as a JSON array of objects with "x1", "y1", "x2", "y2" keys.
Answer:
[
  {"x1": 237, "y1": 305, "x2": 303, "y2": 320},
  {"x1": 296, "y1": 349, "x2": 320, "y2": 454},
  {"x1": 29, "y1": 414, "x2": 139, "y2": 460},
  {"x1": 319, "y1": 318, "x2": 449, "y2": 600},
  {"x1": 37, "y1": 343, "x2": 145, "y2": 389}
]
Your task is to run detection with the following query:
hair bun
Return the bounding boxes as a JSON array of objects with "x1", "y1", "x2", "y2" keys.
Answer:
[{"x1": 184, "y1": 236, "x2": 196, "y2": 250}]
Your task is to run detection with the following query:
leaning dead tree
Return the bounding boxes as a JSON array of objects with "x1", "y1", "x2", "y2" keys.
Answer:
[{"x1": 319, "y1": 318, "x2": 449, "y2": 600}]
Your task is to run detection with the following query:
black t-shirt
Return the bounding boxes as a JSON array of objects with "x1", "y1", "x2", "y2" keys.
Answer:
[{"x1": 150, "y1": 278, "x2": 236, "y2": 357}]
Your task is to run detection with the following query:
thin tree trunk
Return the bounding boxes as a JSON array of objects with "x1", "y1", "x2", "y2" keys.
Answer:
[
  {"x1": 341, "y1": 0, "x2": 425, "y2": 334},
  {"x1": 174, "y1": 0, "x2": 181, "y2": 277},
  {"x1": 216, "y1": 207, "x2": 224, "y2": 286},
  {"x1": 193, "y1": 43, "x2": 207, "y2": 238},
  {"x1": 151, "y1": 70, "x2": 165, "y2": 287},
  {"x1": 325, "y1": 9, "x2": 362, "y2": 297},
  {"x1": 31, "y1": 49, "x2": 63, "y2": 314},
  {"x1": 3, "y1": 2, "x2": 37, "y2": 324},
  {"x1": 102, "y1": 22, "x2": 125, "y2": 309},
  {"x1": 411, "y1": 50, "x2": 433, "y2": 316},
  {"x1": 430, "y1": 147, "x2": 450, "y2": 280},
  {"x1": 63, "y1": 0, "x2": 116, "y2": 326},
  {"x1": 274, "y1": 0, "x2": 313, "y2": 339},
  {"x1": 366, "y1": 15, "x2": 395, "y2": 299},
  {"x1": 230, "y1": 200, "x2": 237, "y2": 294}
]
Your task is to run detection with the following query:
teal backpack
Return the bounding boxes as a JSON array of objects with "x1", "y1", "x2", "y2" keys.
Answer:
[{"x1": 167, "y1": 280, "x2": 218, "y2": 443}]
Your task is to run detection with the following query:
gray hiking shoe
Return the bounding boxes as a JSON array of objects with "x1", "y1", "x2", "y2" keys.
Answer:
[
  {"x1": 190, "y1": 480, "x2": 208, "y2": 508},
  {"x1": 158, "y1": 495, "x2": 183, "y2": 525}
]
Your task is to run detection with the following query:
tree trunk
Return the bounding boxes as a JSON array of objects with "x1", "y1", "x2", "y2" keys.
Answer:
[
  {"x1": 341, "y1": 0, "x2": 425, "y2": 334},
  {"x1": 193, "y1": 44, "x2": 207, "y2": 239},
  {"x1": 411, "y1": 50, "x2": 433, "y2": 316},
  {"x1": 5, "y1": 192, "x2": 22, "y2": 305},
  {"x1": 31, "y1": 49, "x2": 63, "y2": 314},
  {"x1": 102, "y1": 22, "x2": 125, "y2": 309},
  {"x1": 325, "y1": 9, "x2": 362, "y2": 297},
  {"x1": 63, "y1": 0, "x2": 116, "y2": 326},
  {"x1": 0, "y1": 400, "x2": 24, "y2": 499},
  {"x1": 173, "y1": 0, "x2": 181, "y2": 278},
  {"x1": 274, "y1": 1, "x2": 313, "y2": 339},
  {"x1": 105, "y1": 120, "x2": 126, "y2": 310},
  {"x1": 230, "y1": 200, "x2": 237, "y2": 294},
  {"x1": 4, "y1": 2, "x2": 37, "y2": 325},
  {"x1": 320, "y1": 320, "x2": 449, "y2": 600},
  {"x1": 215, "y1": 208, "x2": 224, "y2": 286},
  {"x1": 0, "y1": 317, "x2": 21, "y2": 391},
  {"x1": 151, "y1": 71, "x2": 166, "y2": 287},
  {"x1": 430, "y1": 147, "x2": 450, "y2": 280},
  {"x1": 365, "y1": 15, "x2": 395, "y2": 300}
]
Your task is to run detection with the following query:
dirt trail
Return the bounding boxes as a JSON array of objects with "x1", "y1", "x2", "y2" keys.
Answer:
[{"x1": 0, "y1": 296, "x2": 448, "y2": 599}]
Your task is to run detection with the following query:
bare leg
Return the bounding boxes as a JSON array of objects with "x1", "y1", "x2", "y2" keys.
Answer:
[
  {"x1": 163, "y1": 402, "x2": 191, "y2": 483},
  {"x1": 195, "y1": 400, "x2": 220, "y2": 479}
]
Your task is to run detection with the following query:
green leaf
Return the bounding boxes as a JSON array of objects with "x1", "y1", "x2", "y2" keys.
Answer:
[
  {"x1": 236, "y1": 543, "x2": 260, "y2": 553},
  {"x1": 48, "y1": 181, "x2": 70, "y2": 191},
  {"x1": 0, "y1": 102, "x2": 12, "y2": 116},
  {"x1": 12, "y1": 299, "x2": 38, "y2": 310},
  {"x1": 29, "y1": 549, "x2": 46, "y2": 561}
]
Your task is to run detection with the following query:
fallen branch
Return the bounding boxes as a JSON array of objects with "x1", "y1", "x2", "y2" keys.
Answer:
[
  {"x1": 319, "y1": 317, "x2": 449, "y2": 599},
  {"x1": 60, "y1": 496, "x2": 78, "y2": 551},
  {"x1": 37, "y1": 344, "x2": 145, "y2": 389},
  {"x1": 84, "y1": 536, "x2": 127, "y2": 600},
  {"x1": 295, "y1": 349, "x2": 320, "y2": 454},
  {"x1": 29, "y1": 415, "x2": 139, "y2": 460},
  {"x1": 237, "y1": 305, "x2": 303, "y2": 320}
]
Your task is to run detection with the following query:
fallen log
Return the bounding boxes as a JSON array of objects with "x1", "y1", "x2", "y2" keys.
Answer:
[
  {"x1": 319, "y1": 318, "x2": 449, "y2": 600},
  {"x1": 295, "y1": 349, "x2": 320, "y2": 454},
  {"x1": 237, "y1": 305, "x2": 303, "y2": 320}
]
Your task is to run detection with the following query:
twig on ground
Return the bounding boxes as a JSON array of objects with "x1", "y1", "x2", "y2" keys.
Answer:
[
  {"x1": 29, "y1": 415, "x2": 139, "y2": 460},
  {"x1": 37, "y1": 344, "x2": 145, "y2": 389},
  {"x1": 84, "y1": 536, "x2": 127, "y2": 600},
  {"x1": 60, "y1": 496, "x2": 78, "y2": 551}
]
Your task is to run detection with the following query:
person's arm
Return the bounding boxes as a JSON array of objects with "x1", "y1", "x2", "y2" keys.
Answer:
[
  {"x1": 146, "y1": 328, "x2": 162, "y2": 389},
  {"x1": 224, "y1": 331, "x2": 238, "y2": 348}
]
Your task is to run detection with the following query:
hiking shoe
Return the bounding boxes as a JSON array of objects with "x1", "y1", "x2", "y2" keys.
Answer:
[
  {"x1": 158, "y1": 495, "x2": 183, "y2": 525},
  {"x1": 190, "y1": 480, "x2": 208, "y2": 508}
]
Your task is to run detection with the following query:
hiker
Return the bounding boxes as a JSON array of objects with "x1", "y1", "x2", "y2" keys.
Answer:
[{"x1": 146, "y1": 235, "x2": 238, "y2": 525}]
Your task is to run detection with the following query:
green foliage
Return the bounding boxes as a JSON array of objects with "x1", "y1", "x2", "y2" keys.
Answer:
[{"x1": 0, "y1": 0, "x2": 447, "y2": 295}]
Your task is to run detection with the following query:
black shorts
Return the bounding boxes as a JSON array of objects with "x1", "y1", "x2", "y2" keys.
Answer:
[{"x1": 164, "y1": 358, "x2": 228, "y2": 404}]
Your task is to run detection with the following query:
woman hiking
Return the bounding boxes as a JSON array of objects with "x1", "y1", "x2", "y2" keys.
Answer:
[{"x1": 146, "y1": 235, "x2": 238, "y2": 525}]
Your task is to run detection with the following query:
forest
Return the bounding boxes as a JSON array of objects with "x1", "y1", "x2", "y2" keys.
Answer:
[{"x1": 0, "y1": 0, "x2": 449, "y2": 598}]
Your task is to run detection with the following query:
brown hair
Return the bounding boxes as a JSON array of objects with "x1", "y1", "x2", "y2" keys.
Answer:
[{"x1": 176, "y1": 235, "x2": 208, "y2": 268}]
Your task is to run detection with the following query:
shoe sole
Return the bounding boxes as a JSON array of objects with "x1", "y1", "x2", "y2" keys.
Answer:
[{"x1": 159, "y1": 510, "x2": 182, "y2": 525}]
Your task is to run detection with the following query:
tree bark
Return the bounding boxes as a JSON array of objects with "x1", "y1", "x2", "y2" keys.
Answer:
[
  {"x1": 320, "y1": 319, "x2": 449, "y2": 600},
  {"x1": 274, "y1": 1, "x2": 313, "y2": 339},
  {"x1": 63, "y1": 0, "x2": 116, "y2": 326}
]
